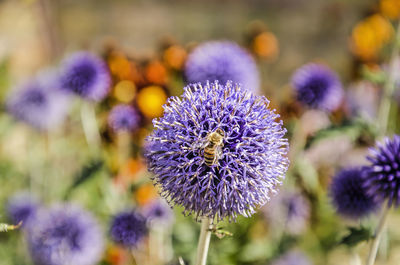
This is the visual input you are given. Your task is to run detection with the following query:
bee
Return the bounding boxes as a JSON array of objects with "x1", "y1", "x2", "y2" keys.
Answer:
[{"x1": 204, "y1": 128, "x2": 225, "y2": 167}]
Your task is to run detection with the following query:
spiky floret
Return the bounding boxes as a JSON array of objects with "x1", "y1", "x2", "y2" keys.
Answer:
[
  {"x1": 145, "y1": 81, "x2": 289, "y2": 222},
  {"x1": 108, "y1": 104, "x2": 140, "y2": 132},
  {"x1": 6, "y1": 192, "x2": 40, "y2": 228},
  {"x1": 291, "y1": 63, "x2": 343, "y2": 111},
  {"x1": 60, "y1": 52, "x2": 111, "y2": 101},
  {"x1": 363, "y1": 135, "x2": 400, "y2": 207},
  {"x1": 141, "y1": 199, "x2": 174, "y2": 226},
  {"x1": 330, "y1": 168, "x2": 379, "y2": 219},
  {"x1": 110, "y1": 210, "x2": 147, "y2": 247},
  {"x1": 6, "y1": 71, "x2": 70, "y2": 131},
  {"x1": 185, "y1": 41, "x2": 260, "y2": 92},
  {"x1": 262, "y1": 190, "x2": 310, "y2": 235},
  {"x1": 27, "y1": 204, "x2": 104, "y2": 265}
]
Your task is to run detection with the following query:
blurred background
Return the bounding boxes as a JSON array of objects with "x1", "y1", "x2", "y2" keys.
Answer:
[{"x1": 1, "y1": 0, "x2": 400, "y2": 265}]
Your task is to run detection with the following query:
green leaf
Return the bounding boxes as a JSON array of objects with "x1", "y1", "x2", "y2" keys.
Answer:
[
  {"x1": 339, "y1": 226, "x2": 373, "y2": 247},
  {"x1": 64, "y1": 159, "x2": 104, "y2": 199},
  {"x1": 305, "y1": 120, "x2": 377, "y2": 150}
]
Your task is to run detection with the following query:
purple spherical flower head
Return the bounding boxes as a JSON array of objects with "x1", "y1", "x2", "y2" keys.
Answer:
[
  {"x1": 6, "y1": 71, "x2": 70, "y2": 131},
  {"x1": 330, "y1": 168, "x2": 379, "y2": 219},
  {"x1": 262, "y1": 190, "x2": 310, "y2": 235},
  {"x1": 363, "y1": 135, "x2": 400, "y2": 207},
  {"x1": 27, "y1": 204, "x2": 104, "y2": 265},
  {"x1": 145, "y1": 81, "x2": 289, "y2": 221},
  {"x1": 271, "y1": 251, "x2": 312, "y2": 265},
  {"x1": 60, "y1": 52, "x2": 111, "y2": 101},
  {"x1": 291, "y1": 63, "x2": 343, "y2": 111},
  {"x1": 6, "y1": 192, "x2": 40, "y2": 228},
  {"x1": 108, "y1": 104, "x2": 140, "y2": 132},
  {"x1": 110, "y1": 210, "x2": 148, "y2": 247},
  {"x1": 185, "y1": 41, "x2": 260, "y2": 93},
  {"x1": 141, "y1": 199, "x2": 174, "y2": 226}
]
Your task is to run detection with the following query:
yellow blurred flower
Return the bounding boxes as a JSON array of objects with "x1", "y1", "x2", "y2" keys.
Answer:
[
  {"x1": 144, "y1": 60, "x2": 168, "y2": 85},
  {"x1": 351, "y1": 14, "x2": 394, "y2": 61},
  {"x1": 136, "y1": 85, "x2": 167, "y2": 118},
  {"x1": 135, "y1": 183, "x2": 158, "y2": 206},
  {"x1": 113, "y1": 80, "x2": 136, "y2": 103},
  {"x1": 251, "y1": 32, "x2": 279, "y2": 60},
  {"x1": 380, "y1": 0, "x2": 400, "y2": 20},
  {"x1": 163, "y1": 45, "x2": 187, "y2": 70}
]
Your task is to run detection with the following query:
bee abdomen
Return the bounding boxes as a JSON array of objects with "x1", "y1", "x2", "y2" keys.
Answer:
[{"x1": 204, "y1": 148, "x2": 215, "y2": 166}]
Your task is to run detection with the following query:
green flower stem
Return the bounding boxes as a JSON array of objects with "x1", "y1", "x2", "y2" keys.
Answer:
[
  {"x1": 377, "y1": 20, "x2": 400, "y2": 134},
  {"x1": 366, "y1": 203, "x2": 390, "y2": 265},
  {"x1": 195, "y1": 218, "x2": 212, "y2": 265},
  {"x1": 80, "y1": 102, "x2": 101, "y2": 152}
]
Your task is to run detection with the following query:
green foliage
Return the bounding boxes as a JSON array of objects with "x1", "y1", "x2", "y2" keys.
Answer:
[{"x1": 339, "y1": 226, "x2": 373, "y2": 247}]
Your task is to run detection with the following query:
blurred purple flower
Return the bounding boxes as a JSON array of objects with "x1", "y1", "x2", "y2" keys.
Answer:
[
  {"x1": 271, "y1": 250, "x2": 312, "y2": 265},
  {"x1": 6, "y1": 192, "x2": 40, "y2": 228},
  {"x1": 262, "y1": 190, "x2": 310, "y2": 235},
  {"x1": 6, "y1": 71, "x2": 70, "y2": 131},
  {"x1": 27, "y1": 204, "x2": 104, "y2": 265},
  {"x1": 185, "y1": 41, "x2": 260, "y2": 92},
  {"x1": 145, "y1": 81, "x2": 289, "y2": 221},
  {"x1": 110, "y1": 210, "x2": 147, "y2": 247},
  {"x1": 291, "y1": 63, "x2": 343, "y2": 111},
  {"x1": 108, "y1": 104, "x2": 140, "y2": 132},
  {"x1": 363, "y1": 135, "x2": 400, "y2": 207},
  {"x1": 141, "y1": 199, "x2": 174, "y2": 226},
  {"x1": 60, "y1": 52, "x2": 111, "y2": 101},
  {"x1": 330, "y1": 168, "x2": 379, "y2": 219}
]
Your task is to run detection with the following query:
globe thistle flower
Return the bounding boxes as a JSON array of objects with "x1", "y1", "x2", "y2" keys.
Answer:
[
  {"x1": 271, "y1": 251, "x2": 312, "y2": 265},
  {"x1": 141, "y1": 199, "x2": 174, "y2": 226},
  {"x1": 110, "y1": 210, "x2": 148, "y2": 247},
  {"x1": 6, "y1": 192, "x2": 40, "y2": 228},
  {"x1": 60, "y1": 52, "x2": 111, "y2": 101},
  {"x1": 363, "y1": 135, "x2": 400, "y2": 207},
  {"x1": 291, "y1": 63, "x2": 343, "y2": 111},
  {"x1": 185, "y1": 41, "x2": 260, "y2": 92},
  {"x1": 108, "y1": 104, "x2": 140, "y2": 132},
  {"x1": 145, "y1": 81, "x2": 289, "y2": 221},
  {"x1": 330, "y1": 168, "x2": 379, "y2": 219},
  {"x1": 6, "y1": 72, "x2": 70, "y2": 131},
  {"x1": 262, "y1": 190, "x2": 310, "y2": 235},
  {"x1": 27, "y1": 204, "x2": 104, "y2": 265}
]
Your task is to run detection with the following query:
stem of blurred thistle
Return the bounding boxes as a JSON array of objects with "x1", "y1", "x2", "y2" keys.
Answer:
[
  {"x1": 80, "y1": 103, "x2": 101, "y2": 152},
  {"x1": 366, "y1": 203, "x2": 389, "y2": 265},
  {"x1": 195, "y1": 218, "x2": 212, "y2": 265},
  {"x1": 377, "y1": 20, "x2": 400, "y2": 133},
  {"x1": 366, "y1": 20, "x2": 400, "y2": 265}
]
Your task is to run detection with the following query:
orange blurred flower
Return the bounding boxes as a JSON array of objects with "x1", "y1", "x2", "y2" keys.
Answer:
[
  {"x1": 105, "y1": 245, "x2": 130, "y2": 265},
  {"x1": 380, "y1": 0, "x2": 400, "y2": 20},
  {"x1": 136, "y1": 85, "x2": 168, "y2": 119},
  {"x1": 114, "y1": 159, "x2": 146, "y2": 189},
  {"x1": 135, "y1": 183, "x2": 158, "y2": 206},
  {"x1": 163, "y1": 45, "x2": 187, "y2": 70},
  {"x1": 350, "y1": 14, "x2": 394, "y2": 61},
  {"x1": 144, "y1": 60, "x2": 168, "y2": 85},
  {"x1": 113, "y1": 80, "x2": 136, "y2": 103},
  {"x1": 251, "y1": 32, "x2": 279, "y2": 60},
  {"x1": 108, "y1": 52, "x2": 134, "y2": 81}
]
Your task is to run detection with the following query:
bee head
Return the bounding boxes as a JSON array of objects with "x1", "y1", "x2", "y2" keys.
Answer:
[{"x1": 215, "y1": 128, "x2": 225, "y2": 137}]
